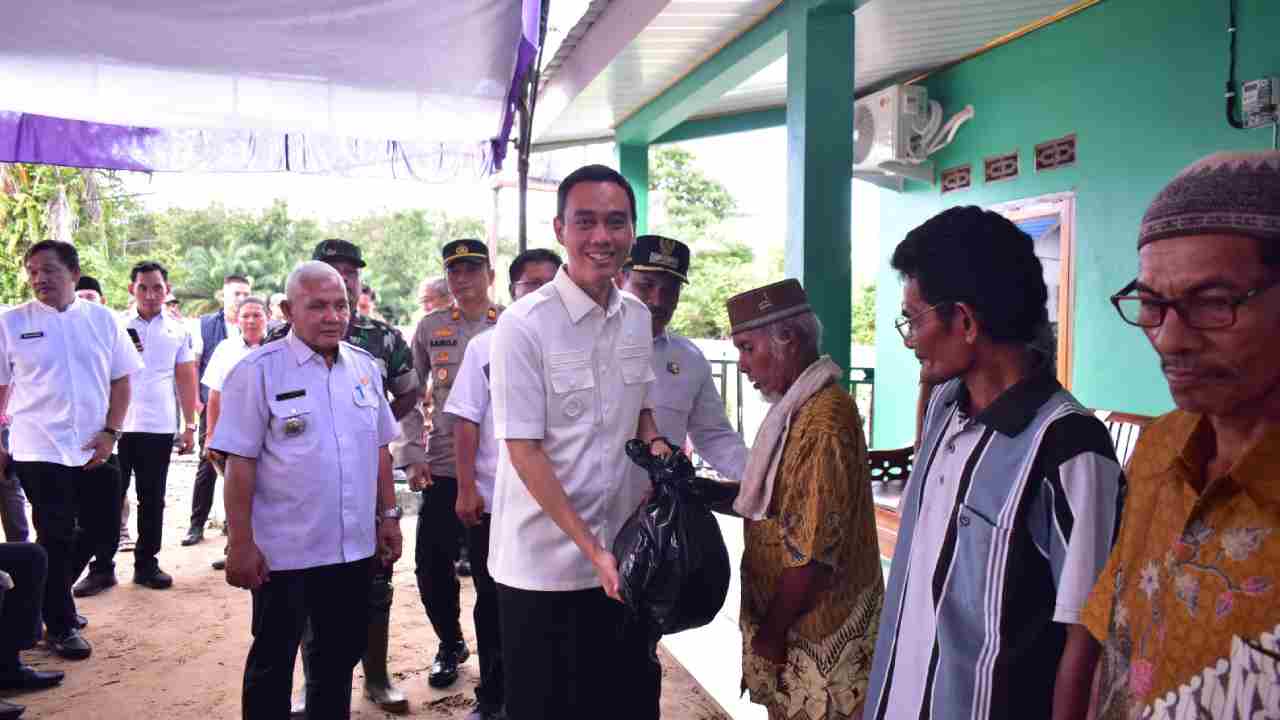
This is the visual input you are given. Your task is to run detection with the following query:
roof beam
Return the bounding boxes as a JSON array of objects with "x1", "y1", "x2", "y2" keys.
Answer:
[
  {"x1": 652, "y1": 106, "x2": 785, "y2": 145},
  {"x1": 531, "y1": 0, "x2": 671, "y2": 143},
  {"x1": 613, "y1": 3, "x2": 789, "y2": 146}
]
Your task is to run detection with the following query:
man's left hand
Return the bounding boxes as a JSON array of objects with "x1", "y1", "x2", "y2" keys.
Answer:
[
  {"x1": 177, "y1": 427, "x2": 196, "y2": 454},
  {"x1": 751, "y1": 628, "x2": 788, "y2": 665},
  {"x1": 81, "y1": 431, "x2": 115, "y2": 469},
  {"x1": 377, "y1": 520, "x2": 403, "y2": 566},
  {"x1": 406, "y1": 462, "x2": 433, "y2": 491}
]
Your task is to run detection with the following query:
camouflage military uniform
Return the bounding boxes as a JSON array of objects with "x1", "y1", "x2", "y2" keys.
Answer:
[{"x1": 408, "y1": 301, "x2": 501, "y2": 652}]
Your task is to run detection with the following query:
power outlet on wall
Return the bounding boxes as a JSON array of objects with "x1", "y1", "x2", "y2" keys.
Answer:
[{"x1": 1242, "y1": 76, "x2": 1279, "y2": 129}]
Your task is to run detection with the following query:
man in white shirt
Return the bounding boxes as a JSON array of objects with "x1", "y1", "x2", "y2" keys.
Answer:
[
  {"x1": 0, "y1": 240, "x2": 143, "y2": 661},
  {"x1": 447, "y1": 248, "x2": 562, "y2": 720},
  {"x1": 488, "y1": 165, "x2": 670, "y2": 720},
  {"x1": 620, "y1": 235, "x2": 748, "y2": 482},
  {"x1": 210, "y1": 261, "x2": 403, "y2": 719},
  {"x1": 184, "y1": 274, "x2": 251, "y2": 547},
  {"x1": 74, "y1": 262, "x2": 198, "y2": 597}
]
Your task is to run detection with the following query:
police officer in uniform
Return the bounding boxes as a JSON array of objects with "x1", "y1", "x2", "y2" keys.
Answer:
[
  {"x1": 620, "y1": 235, "x2": 748, "y2": 482},
  {"x1": 409, "y1": 238, "x2": 502, "y2": 688},
  {"x1": 266, "y1": 239, "x2": 425, "y2": 715}
]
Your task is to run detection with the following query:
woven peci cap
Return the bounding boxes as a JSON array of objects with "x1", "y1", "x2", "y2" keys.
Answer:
[{"x1": 1138, "y1": 150, "x2": 1280, "y2": 249}]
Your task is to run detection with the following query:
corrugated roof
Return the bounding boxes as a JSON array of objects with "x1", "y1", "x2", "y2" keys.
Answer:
[{"x1": 536, "y1": 0, "x2": 1084, "y2": 145}]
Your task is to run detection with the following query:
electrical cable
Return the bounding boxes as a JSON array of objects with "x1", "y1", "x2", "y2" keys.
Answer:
[{"x1": 1226, "y1": 0, "x2": 1244, "y2": 129}]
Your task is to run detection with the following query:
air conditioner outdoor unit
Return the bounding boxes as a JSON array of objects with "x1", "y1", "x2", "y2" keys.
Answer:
[{"x1": 852, "y1": 84, "x2": 974, "y2": 189}]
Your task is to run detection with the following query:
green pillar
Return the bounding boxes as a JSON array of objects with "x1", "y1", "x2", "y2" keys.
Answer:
[
  {"x1": 616, "y1": 143, "x2": 650, "y2": 235},
  {"x1": 785, "y1": 0, "x2": 853, "y2": 373}
]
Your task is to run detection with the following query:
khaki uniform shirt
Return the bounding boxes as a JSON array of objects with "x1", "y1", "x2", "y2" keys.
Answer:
[{"x1": 411, "y1": 302, "x2": 502, "y2": 478}]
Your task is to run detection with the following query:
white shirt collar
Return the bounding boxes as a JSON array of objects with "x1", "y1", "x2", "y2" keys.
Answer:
[
  {"x1": 33, "y1": 297, "x2": 80, "y2": 314},
  {"x1": 285, "y1": 330, "x2": 324, "y2": 366},
  {"x1": 553, "y1": 265, "x2": 621, "y2": 324}
]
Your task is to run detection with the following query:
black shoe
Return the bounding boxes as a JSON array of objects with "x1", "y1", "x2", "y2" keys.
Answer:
[
  {"x1": 46, "y1": 629, "x2": 92, "y2": 660},
  {"x1": 73, "y1": 613, "x2": 88, "y2": 630},
  {"x1": 427, "y1": 641, "x2": 469, "y2": 689},
  {"x1": 211, "y1": 558, "x2": 226, "y2": 571},
  {"x1": 0, "y1": 664, "x2": 65, "y2": 691},
  {"x1": 181, "y1": 526, "x2": 204, "y2": 546},
  {"x1": 133, "y1": 568, "x2": 174, "y2": 590},
  {"x1": 0, "y1": 699, "x2": 23, "y2": 720},
  {"x1": 72, "y1": 572, "x2": 117, "y2": 598}
]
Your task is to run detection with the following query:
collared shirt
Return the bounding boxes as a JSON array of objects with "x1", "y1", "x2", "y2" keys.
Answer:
[
  {"x1": 1083, "y1": 412, "x2": 1280, "y2": 719},
  {"x1": 644, "y1": 332, "x2": 747, "y2": 481},
  {"x1": 0, "y1": 299, "x2": 144, "y2": 466},
  {"x1": 442, "y1": 329, "x2": 497, "y2": 509},
  {"x1": 866, "y1": 373, "x2": 1124, "y2": 720},
  {"x1": 121, "y1": 310, "x2": 195, "y2": 434},
  {"x1": 488, "y1": 266, "x2": 655, "y2": 591},
  {"x1": 209, "y1": 332, "x2": 400, "y2": 572},
  {"x1": 200, "y1": 336, "x2": 260, "y2": 394},
  {"x1": 411, "y1": 300, "x2": 502, "y2": 477}
]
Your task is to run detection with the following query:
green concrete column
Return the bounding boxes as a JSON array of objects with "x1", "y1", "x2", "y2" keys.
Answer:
[
  {"x1": 785, "y1": 0, "x2": 854, "y2": 373},
  {"x1": 616, "y1": 143, "x2": 650, "y2": 235}
]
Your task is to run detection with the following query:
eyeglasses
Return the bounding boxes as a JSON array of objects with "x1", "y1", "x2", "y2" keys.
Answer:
[
  {"x1": 894, "y1": 302, "x2": 949, "y2": 340},
  {"x1": 1110, "y1": 276, "x2": 1280, "y2": 330}
]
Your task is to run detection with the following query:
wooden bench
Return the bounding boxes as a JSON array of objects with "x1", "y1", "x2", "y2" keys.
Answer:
[{"x1": 868, "y1": 409, "x2": 1153, "y2": 560}]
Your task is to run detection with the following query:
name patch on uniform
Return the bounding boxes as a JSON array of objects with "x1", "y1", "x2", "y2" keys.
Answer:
[
  {"x1": 275, "y1": 390, "x2": 306, "y2": 401},
  {"x1": 430, "y1": 339, "x2": 458, "y2": 348},
  {"x1": 19, "y1": 331, "x2": 44, "y2": 339}
]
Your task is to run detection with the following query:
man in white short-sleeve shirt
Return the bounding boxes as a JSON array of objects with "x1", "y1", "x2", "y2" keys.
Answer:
[
  {"x1": 0, "y1": 240, "x2": 143, "y2": 661},
  {"x1": 488, "y1": 165, "x2": 670, "y2": 720},
  {"x1": 446, "y1": 248, "x2": 562, "y2": 720},
  {"x1": 76, "y1": 261, "x2": 198, "y2": 597},
  {"x1": 210, "y1": 261, "x2": 403, "y2": 718}
]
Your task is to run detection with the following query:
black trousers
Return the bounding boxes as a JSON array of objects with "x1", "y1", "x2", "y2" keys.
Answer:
[
  {"x1": 110, "y1": 432, "x2": 174, "y2": 572},
  {"x1": 468, "y1": 514, "x2": 503, "y2": 709},
  {"x1": 497, "y1": 583, "x2": 660, "y2": 720},
  {"x1": 243, "y1": 557, "x2": 372, "y2": 720},
  {"x1": 415, "y1": 475, "x2": 463, "y2": 646},
  {"x1": 190, "y1": 410, "x2": 217, "y2": 529},
  {"x1": 13, "y1": 460, "x2": 120, "y2": 635},
  {"x1": 0, "y1": 542, "x2": 48, "y2": 663}
]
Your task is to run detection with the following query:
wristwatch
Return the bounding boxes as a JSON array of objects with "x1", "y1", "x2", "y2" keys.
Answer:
[
  {"x1": 378, "y1": 506, "x2": 404, "y2": 521},
  {"x1": 102, "y1": 427, "x2": 122, "y2": 440}
]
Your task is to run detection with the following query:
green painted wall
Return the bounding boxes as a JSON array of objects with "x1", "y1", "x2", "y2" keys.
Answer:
[{"x1": 871, "y1": 0, "x2": 1280, "y2": 449}]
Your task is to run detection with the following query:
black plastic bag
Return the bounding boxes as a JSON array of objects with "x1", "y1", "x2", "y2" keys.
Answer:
[{"x1": 612, "y1": 439, "x2": 732, "y2": 638}]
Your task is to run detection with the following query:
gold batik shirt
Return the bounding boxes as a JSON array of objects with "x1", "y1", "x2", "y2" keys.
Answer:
[
  {"x1": 741, "y1": 383, "x2": 885, "y2": 720},
  {"x1": 1083, "y1": 410, "x2": 1280, "y2": 719}
]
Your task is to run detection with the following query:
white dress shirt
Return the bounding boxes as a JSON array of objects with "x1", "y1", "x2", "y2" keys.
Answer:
[
  {"x1": 121, "y1": 310, "x2": 195, "y2": 434},
  {"x1": 645, "y1": 332, "x2": 748, "y2": 481},
  {"x1": 201, "y1": 336, "x2": 259, "y2": 394},
  {"x1": 0, "y1": 298, "x2": 144, "y2": 466},
  {"x1": 442, "y1": 329, "x2": 497, "y2": 509},
  {"x1": 489, "y1": 266, "x2": 656, "y2": 592},
  {"x1": 209, "y1": 333, "x2": 400, "y2": 572}
]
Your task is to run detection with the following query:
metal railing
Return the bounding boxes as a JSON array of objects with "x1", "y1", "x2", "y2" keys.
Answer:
[{"x1": 703, "y1": 358, "x2": 875, "y2": 444}]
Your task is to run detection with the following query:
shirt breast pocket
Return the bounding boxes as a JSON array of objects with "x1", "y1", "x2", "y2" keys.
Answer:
[
  {"x1": 351, "y1": 384, "x2": 380, "y2": 431},
  {"x1": 548, "y1": 351, "x2": 596, "y2": 425},
  {"x1": 949, "y1": 501, "x2": 1014, "y2": 625},
  {"x1": 617, "y1": 344, "x2": 655, "y2": 386},
  {"x1": 267, "y1": 396, "x2": 317, "y2": 445}
]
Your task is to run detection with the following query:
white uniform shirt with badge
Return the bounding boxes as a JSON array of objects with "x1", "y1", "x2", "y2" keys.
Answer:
[
  {"x1": 0, "y1": 298, "x2": 144, "y2": 465},
  {"x1": 121, "y1": 309, "x2": 195, "y2": 434},
  {"x1": 201, "y1": 336, "x2": 258, "y2": 394},
  {"x1": 209, "y1": 332, "x2": 400, "y2": 572},
  {"x1": 441, "y1": 329, "x2": 498, "y2": 509},
  {"x1": 488, "y1": 266, "x2": 656, "y2": 592},
  {"x1": 644, "y1": 332, "x2": 747, "y2": 481}
]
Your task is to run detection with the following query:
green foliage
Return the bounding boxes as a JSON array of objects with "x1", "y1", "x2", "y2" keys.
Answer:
[
  {"x1": 648, "y1": 147, "x2": 736, "y2": 236},
  {"x1": 851, "y1": 282, "x2": 876, "y2": 346},
  {"x1": 668, "y1": 239, "x2": 757, "y2": 338}
]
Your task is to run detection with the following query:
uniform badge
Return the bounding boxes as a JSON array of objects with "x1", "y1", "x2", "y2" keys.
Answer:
[
  {"x1": 283, "y1": 415, "x2": 307, "y2": 437},
  {"x1": 436, "y1": 367, "x2": 449, "y2": 382},
  {"x1": 667, "y1": 361, "x2": 681, "y2": 375},
  {"x1": 486, "y1": 307, "x2": 498, "y2": 323},
  {"x1": 451, "y1": 308, "x2": 461, "y2": 321},
  {"x1": 433, "y1": 326, "x2": 455, "y2": 338},
  {"x1": 563, "y1": 396, "x2": 585, "y2": 419},
  {"x1": 434, "y1": 351, "x2": 450, "y2": 364}
]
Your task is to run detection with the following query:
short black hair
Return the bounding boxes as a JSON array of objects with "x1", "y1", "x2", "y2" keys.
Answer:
[
  {"x1": 24, "y1": 240, "x2": 80, "y2": 273},
  {"x1": 236, "y1": 296, "x2": 268, "y2": 313},
  {"x1": 223, "y1": 274, "x2": 250, "y2": 286},
  {"x1": 891, "y1": 206, "x2": 1048, "y2": 345},
  {"x1": 556, "y1": 164, "x2": 637, "y2": 223},
  {"x1": 130, "y1": 261, "x2": 169, "y2": 283},
  {"x1": 509, "y1": 248, "x2": 563, "y2": 286}
]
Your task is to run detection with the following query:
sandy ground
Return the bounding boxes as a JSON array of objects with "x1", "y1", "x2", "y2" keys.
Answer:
[{"x1": 3, "y1": 452, "x2": 731, "y2": 720}]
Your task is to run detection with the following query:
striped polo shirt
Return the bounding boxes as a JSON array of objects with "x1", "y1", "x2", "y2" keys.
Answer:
[{"x1": 866, "y1": 372, "x2": 1125, "y2": 720}]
